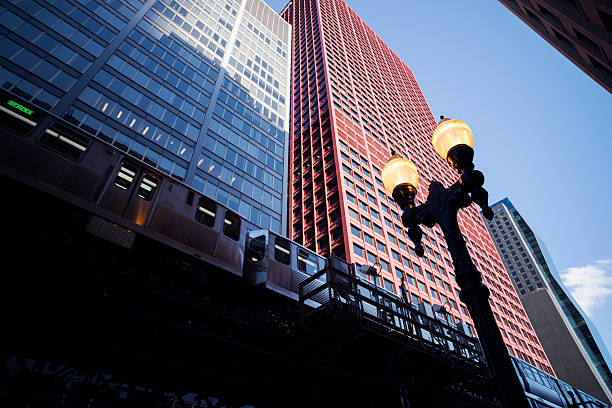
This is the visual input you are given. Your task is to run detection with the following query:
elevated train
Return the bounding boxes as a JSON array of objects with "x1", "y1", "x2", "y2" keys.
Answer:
[
  {"x1": 0, "y1": 87, "x2": 330, "y2": 309},
  {"x1": 0, "y1": 88, "x2": 608, "y2": 408}
]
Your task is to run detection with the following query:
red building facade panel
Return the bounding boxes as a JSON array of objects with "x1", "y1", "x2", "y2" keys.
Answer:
[{"x1": 282, "y1": 0, "x2": 553, "y2": 373}]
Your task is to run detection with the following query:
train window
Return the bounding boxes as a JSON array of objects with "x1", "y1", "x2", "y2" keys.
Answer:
[
  {"x1": 0, "y1": 99, "x2": 37, "y2": 135},
  {"x1": 40, "y1": 123, "x2": 89, "y2": 160},
  {"x1": 298, "y1": 249, "x2": 318, "y2": 276},
  {"x1": 274, "y1": 236, "x2": 290, "y2": 265},
  {"x1": 222, "y1": 210, "x2": 241, "y2": 241},
  {"x1": 248, "y1": 234, "x2": 266, "y2": 262},
  {"x1": 137, "y1": 174, "x2": 159, "y2": 201},
  {"x1": 114, "y1": 163, "x2": 137, "y2": 190},
  {"x1": 196, "y1": 196, "x2": 217, "y2": 227}
]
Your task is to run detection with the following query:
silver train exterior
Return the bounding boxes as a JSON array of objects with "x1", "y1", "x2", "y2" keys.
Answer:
[
  {"x1": 0, "y1": 88, "x2": 249, "y2": 278},
  {"x1": 511, "y1": 356, "x2": 610, "y2": 408},
  {"x1": 244, "y1": 229, "x2": 329, "y2": 308}
]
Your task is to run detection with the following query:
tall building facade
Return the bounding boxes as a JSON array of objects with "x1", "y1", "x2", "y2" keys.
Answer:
[
  {"x1": 0, "y1": 0, "x2": 291, "y2": 233},
  {"x1": 281, "y1": 0, "x2": 553, "y2": 373},
  {"x1": 497, "y1": 0, "x2": 612, "y2": 93},
  {"x1": 484, "y1": 198, "x2": 612, "y2": 403}
]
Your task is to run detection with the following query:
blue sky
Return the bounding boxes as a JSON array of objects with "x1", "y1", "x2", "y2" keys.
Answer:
[{"x1": 266, "y1": 0, "x2": 612, "y2": 367}]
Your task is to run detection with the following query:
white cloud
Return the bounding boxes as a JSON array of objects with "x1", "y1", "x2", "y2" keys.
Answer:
[{"x1": 560, "y1": 259, "x2": 612, "y2": 317}]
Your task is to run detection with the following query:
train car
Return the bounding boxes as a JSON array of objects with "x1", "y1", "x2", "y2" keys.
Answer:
[
  {"x1": 513, "y1": 356, "x2": 567, "y2": 407},
  {"x1": 0, "y1": 88, "x2": 249, "y2": 278},
  {"x1": 511, "y1": 356, "x2": 610, "y2": 408},
  {"x1": 243, "y1": 229, "x2": 329, "y2": 308}
]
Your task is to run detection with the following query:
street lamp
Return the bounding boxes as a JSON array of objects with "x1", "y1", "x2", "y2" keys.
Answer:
[{"x1": 381, "y1": 116, "x2": 529, "y2": 408}]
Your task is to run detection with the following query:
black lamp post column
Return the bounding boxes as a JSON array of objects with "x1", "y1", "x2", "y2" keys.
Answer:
[
  {"x1": 382, "y1": 116, "x2": 532, "y2": 407},
  {"x1": 396, "y1": 173, "x2": 530, "y2": 408}
]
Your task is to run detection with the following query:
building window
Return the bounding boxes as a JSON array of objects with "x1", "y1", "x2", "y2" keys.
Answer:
[
  {"x1": 417, "y1": 280, "x2": 426, "y2": 293},
  {"x1": 391, "y1": 249, "x2": 400, "y2": 262},
  {"x1": 351, "y1": 224, "x2": 362, "y2": 238},
  {"x1": 383, "y1": 279, "x2": 394, "y2": 293}
]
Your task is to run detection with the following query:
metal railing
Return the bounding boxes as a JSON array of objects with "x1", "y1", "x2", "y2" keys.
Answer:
[{"x1": 299, "y1": 262, "x2": 485, "y2": 368}]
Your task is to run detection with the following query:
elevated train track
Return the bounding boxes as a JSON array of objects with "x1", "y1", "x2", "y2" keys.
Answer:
[
  {"x1": 0, "y1": 89, "x2": 607, "y2": 408},
  {"x1": 0, "y1": 171, "x2": 493, "y2": 408}
]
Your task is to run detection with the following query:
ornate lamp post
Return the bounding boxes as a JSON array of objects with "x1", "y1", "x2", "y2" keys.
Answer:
[{"x1": 381, "y1": 117, "x2": 530, "y2": 408}]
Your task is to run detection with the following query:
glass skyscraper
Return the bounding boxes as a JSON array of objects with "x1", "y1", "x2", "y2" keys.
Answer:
[
  {"x1": 281, "y1": 0, "x2": 553, "y2": 373},
  {"x1": 0, "y1": 0, "x2": 291, "y2": 233},
  {"x1": 485, "y1": 197, "x2": 612, "y2": 403}
]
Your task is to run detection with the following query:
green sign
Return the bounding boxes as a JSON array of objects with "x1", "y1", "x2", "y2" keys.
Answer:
[{"x1": 7, "y1": 100, "x2": 33, "y2": 116}]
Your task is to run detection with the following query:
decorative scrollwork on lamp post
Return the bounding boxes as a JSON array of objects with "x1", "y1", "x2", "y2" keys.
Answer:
[{"x1": 381, "y1": 116, "x2": 530, "y2": 408}]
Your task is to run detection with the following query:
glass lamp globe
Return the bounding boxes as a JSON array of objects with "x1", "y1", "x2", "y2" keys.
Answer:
[
  {"x1": 431, "y1": 118, "x2": 474, "y2": 160},
  {"x1": 381, "y1": 154, "x2": 419, "y2": 209}
]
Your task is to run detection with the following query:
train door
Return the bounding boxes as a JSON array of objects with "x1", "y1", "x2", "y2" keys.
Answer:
[
  {"x1": 215, "y1": 208, "x2": 246, "y2": 276},
  {"x1": 243, "y1": 230, "x2": 269, "y2": 286},
  {"x1": 123, "y1": 172, "x2": 160, "y2": 226},
  {"x1": 98, "y1": 161, "x2": 160, "y2": 226},
  {"x1": 267, "y1": 234, "x2": 293, "y2": 293}
]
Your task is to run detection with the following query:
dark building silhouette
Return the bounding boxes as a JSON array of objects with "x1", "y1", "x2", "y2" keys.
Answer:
[{"x1": 498, "y1": 0, "x2": 612, "y2": 93}]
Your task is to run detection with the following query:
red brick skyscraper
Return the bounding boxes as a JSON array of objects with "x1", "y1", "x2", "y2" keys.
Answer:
[{"x1": 282, "y1": 0, "x2": 552, "y2": 372}]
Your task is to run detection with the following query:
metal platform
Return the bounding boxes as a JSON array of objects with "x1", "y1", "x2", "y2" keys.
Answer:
[{"x1": 298, "y1": 260, "x2": 485, "y2": 371}]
